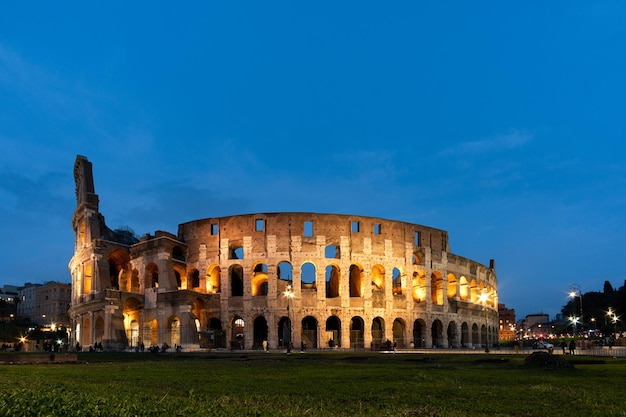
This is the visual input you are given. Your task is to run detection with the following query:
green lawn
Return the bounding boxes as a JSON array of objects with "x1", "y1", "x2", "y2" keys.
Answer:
[{"x1": 0, "y1": 352, "x2": 625, "y2": 416}]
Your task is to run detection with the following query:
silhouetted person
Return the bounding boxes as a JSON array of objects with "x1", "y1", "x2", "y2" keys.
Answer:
[{"x1": 569, "y1": 340, "x2": 576, "y2": 355}]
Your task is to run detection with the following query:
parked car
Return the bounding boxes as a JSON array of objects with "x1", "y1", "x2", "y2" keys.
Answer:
[{"x1": 533, "y1": 340, "x2": 554, "y2": 351}]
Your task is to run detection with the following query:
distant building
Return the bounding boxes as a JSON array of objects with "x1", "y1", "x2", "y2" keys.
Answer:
[
  {"x1": 17, "y1": 282, "x2": 71, "y2": 328},
  {"x1": 497, "y1": 303, "x2": 515, "y2": 341},
  {"x1": 0, "y1": 285, "x2": 19, "y2": 302}
]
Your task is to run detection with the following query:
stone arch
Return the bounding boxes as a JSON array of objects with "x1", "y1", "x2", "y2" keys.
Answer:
[
  {"x1": 128, "y1": 320, "x2": 139, "y2": 347},
  {"x1": 83, "y1": 263, "x2": 92, "y2": 294},
  {"x1": 301, "y1": 316, "x2": 318, "y2": 348},
  {"x1": 469, "y1": 279, "x2": 479, "y2": 303},
  {"x1": 371, "y1": 264, "x2": 385, "y2": 291},
  {"x1": 371, "y1": 317, "x2": 385, "y2": 350},
  {"x1": 431, "y1": 271, "x2": 444, "y2": 305},
  {"x1": 230, "y1": 264, "x2": 244, "y2": 297},
  {"x1": 253, "y1": 316, "x2": 268, "y2": 349},
  {"x1": 412, "y1": 269, "x2": 427, "y2": 303},
  {"x1": 325, "y1": 264, "x2": 340, "y2": 298},
  {"x1": 277, "y1": 261, "x2": 293, "y2": 282},
  {"x1": 325, "y1": 316, "x2": 341, "y2": 348},
  {"x1": 206, "y1": 264, "x2": 221, "y2": 293},
  {"x1": 461, "y1": 322, "x2": 470, "y2": 348},
  {"x1": 173, "y1": 264, "x2": 186, "y2": 289},
  {"x1": 349, "y1": 264, "x2": 364, "y2": 297},
  {"x1": 392, "y1": 267, "x2": 403, "y2": 295},
  {"x1": 145, "y1": 263, "x2": 159, "y2": 289},
  {"x1": 392, "y1": 318, "x2": 406, "y2": 348},
  {"x1": 189, "y1": 268, "x2": 200, "y2": 289},
  {"x1": 207, "y1": 317, "x2": 225, "y2": 348},
  {"x1": 167, "y1": 316, "x2": 180, "y2": 347},
  {"x1": 251, "y1": 262, "x2": 269, "y2": 296},
  {"x1": 350, "y1": 316, "x2": 364, "y2": 349},
  {"x1": 82, "y1": 318, "x2": 91, "y2": 346},
  {"x1": 229, "y1": 243, "x2": 244, "y2": 260},
  {"x1": 192, "y1": 298, "x2": 206, "y2": 328},
  {"x1": 301, "y1": 262, "x2": 316, "y2": 290},
  {"x1": 471, "y1": 323, "x2": 479, "y2": 347},
  {"x1": 108, "y1": 249, "x2": 130, "y2": 290},
  {"x1": 95, "y1": 316, "x2": 105, "y2": 345},
  {"x1": 149, "y1": 319, "x2": 158, "y2": 346},
  {"x1": 413, "y1": 319, "x2": 426, "y2": 348},
  {"x1": 447, "y1": 273, "x2": 457, "y2": 299},
  {"x1": 446, "y1": 321, "x2": 458, "y2": 348},
  {"x1": 325, "y1": 244, "x2": 340, "y2": 259},
  {"x1": 459, "y1": 276, "x2": 469, "y2": 301},
  {"x1": 278, "y1": 316, "x2": 291, "y2": 349},
  {"x1": 130, "y1": 268, "x2": 140, "y2": 293},
  {"x1": 231, "y1": 316, "x2": 245, "y2": 349},
  {"x1": 431, "y1": 319, "x2": 444, "y2": 348}
]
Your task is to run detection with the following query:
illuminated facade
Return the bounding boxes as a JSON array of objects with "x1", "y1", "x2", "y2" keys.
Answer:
[{"x1": 68, "y1": 155, "x2": 498, "y2": 351}]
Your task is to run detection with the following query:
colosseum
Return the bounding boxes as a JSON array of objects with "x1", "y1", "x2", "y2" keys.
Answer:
[{"x1": 68, "y1": 155, "x2": 498, "y2": 352}]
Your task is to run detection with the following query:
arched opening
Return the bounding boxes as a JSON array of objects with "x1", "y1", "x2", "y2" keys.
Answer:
[
  {"x1": 169, "y1": 317, "x2": 180, "y2": 347},
  {"x1": 127, "y1": 320, "x2": 139, "y2": 347},
  {"x1": 459, "y1": 276, "x2": 468, "y2": 301},
  {"x1": 349, "y1": 264, "x2": 363, "y2": 297},
  {"x1": 83, "y1": 264, "x2": 92, "y2": 294},
  {"x1": 145, "y1": 263, "x2": 159, "y2": 288},
  {"x1": 278, "y1": 316, "x2": 291, "y2": 349},
  {"x1": 325, "y1": 316, "x2": 341, "y2": 348},
  {"x1": 447, "y1": 321, "x2": 457, "y2": 348},
  {"x1": 150, "y1": 319, "x2": 159, "y2": 346},
  {"x1": 229, "y1": 245, "x2": 244, "y2": 260},
  {"x1": 447, "y1": 273, "x2": 457, "y2": 299},
  {"x1": 392, "y1": 318, "x2": 405, "y2": 348},
  {"x1": 253, "y1": 316, "x2": 268, "y2": 349},
  {"x1": 412, "y1": 269, "x2": 426, "y2": 302},
  {"x1": 431, "y1": 271, "x2": 444, "y2": 305},
  {"x1": 207, "y1": 318, "x2": 225, "y2": 348},
  {"x1": 413, "y1": 320, "x2": 425, "y2": 348},
  {"x1": 206, "y1": 265, "x2": 221, "y2": 293},
  {"x1": 325, "y1": 244, "x2": 340, "y2": 259},
  {"x1": 231, "y1": 316, "x2": 245, "y2": 350},
  {"x1": 190, "y1": 269, "x2": 200, "y2": 289},
  {"x1": 371, "y1": 317, "x2": 384, "y2": 350},
  {"x1": 431, "y1": 320, "x2": 443, "y2": 348},
  {"x1": 108, "y1": 249, "x2": 130, "y2": 290},
  {"x1": 173, "y1": 265, "x2": 185, "y2": 289},
  {"x1": 82, "y1": 318, "x2": 91, "y2": 347},
  {"x1": 130, "y1": 269, "x2": 140, "y2": 292},
  {"x1": 461, "y1": 322, "x2": 470, "y2": 348},
  {"x1": 251, "y1": 263, "x2": 269, "y2": 296},
  {"x1": 301, "y1": 262, "x2": 316, "y2": 290},
  {"x1": 392, "y1": 267, "x2": 402, "y2": 295},
  {"x1": 470, "y1": 279, "x2": 479, "y2": 303},
  {"x1": 301, "y1": 316, "x2": 318, "y2": 349},
  {"x1": 277, "y1": 261, "x2": 293, "y2": 282},
  {"x1": 371, "y1": 264, "x2": 384, "y2": 291},
  {"x1": 325, "y1": 265, "x2": 340, "y2": 298},
  {"x1": 230, "y1": 265, "x2": 244, "y2": 297},
  {"x1": 350, "y1": 316, "x2": 364, "y2": 349},
  {"x1": 471, "y1": 323, "x2": 479, "y2": 347},
  {"x1": 95, "y1": 316, "x2": 104, "y2": 345}
]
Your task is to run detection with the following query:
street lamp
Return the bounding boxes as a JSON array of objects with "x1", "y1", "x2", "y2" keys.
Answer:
[
  {"x1": 569, "y1": 284, "x2": 583, "y2": 334},
  {"x1": 569, "y1": 315, "x2": 579, "y2": 335},
  {"x1": 283, "y1": 284, "x2": 294, "y2": 353},
  {"x1": 479, "y1": 291, "x2": 490, "y2": 353},
  {"x1": 607, "y1": 308, "x2": 619, "y2": 338}
]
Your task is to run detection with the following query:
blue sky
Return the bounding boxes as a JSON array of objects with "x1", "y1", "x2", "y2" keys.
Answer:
[{"x1": 1, "y1": 1, "x2": 625, "y2": 319}]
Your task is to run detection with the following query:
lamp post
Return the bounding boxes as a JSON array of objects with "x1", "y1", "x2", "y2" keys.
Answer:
[
  {"x1": 607, "y1": 308, "x2": 619, "y2": 338},
  {"x1": 479, "y1": 291, "x2": 490, "y2": 353},
  {"x1": 283, "y1": 284, "x2": 294, "y2": 353},
  {"x1": 569, "y1": 284, "x2": 583, "y2": 334}
]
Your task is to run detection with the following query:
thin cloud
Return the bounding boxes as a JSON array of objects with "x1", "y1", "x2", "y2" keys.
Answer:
[{"x1": 439, "y1": 130, "x2": 533, "y2": 156}]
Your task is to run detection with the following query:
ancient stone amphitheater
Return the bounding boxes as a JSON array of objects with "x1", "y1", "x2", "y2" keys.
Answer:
[{"x1": 69, "y1": 155, "x2": 498, "y2": 352}]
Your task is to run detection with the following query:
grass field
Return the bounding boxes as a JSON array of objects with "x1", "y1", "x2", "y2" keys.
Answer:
[{"x1": 0, "y1": 351, "x2": 625, "y2": 416}]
